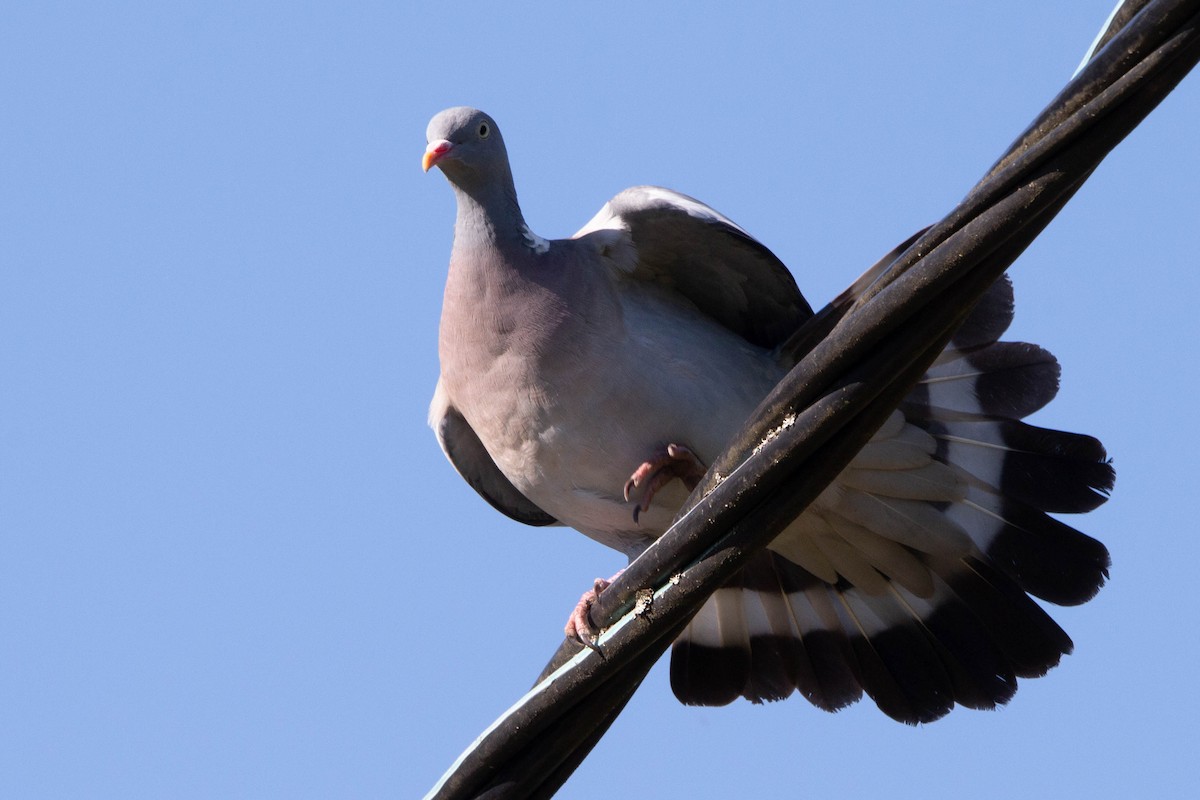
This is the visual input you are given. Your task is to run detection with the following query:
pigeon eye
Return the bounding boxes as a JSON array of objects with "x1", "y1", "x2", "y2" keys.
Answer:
[{"x1": 478, "y1": 122, "x2": 490, "y2": 139}]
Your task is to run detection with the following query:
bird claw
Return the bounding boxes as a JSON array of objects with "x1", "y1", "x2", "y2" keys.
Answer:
[
  {"x1": 623, "y1": 443, "x2": 706, "y2": 523},
  {"x1": 564, "y1": 572, "x2": 622, "y2": 651}
]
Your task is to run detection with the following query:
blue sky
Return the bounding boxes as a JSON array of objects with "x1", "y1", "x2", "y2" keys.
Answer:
[{"x1": 3, "y1": 2, "x2": 1198, "y2": 798}]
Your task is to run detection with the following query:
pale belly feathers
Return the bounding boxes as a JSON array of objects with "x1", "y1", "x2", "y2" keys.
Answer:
[{"x1": 443, "y1": 268, "x2": 783, "y2": 557}]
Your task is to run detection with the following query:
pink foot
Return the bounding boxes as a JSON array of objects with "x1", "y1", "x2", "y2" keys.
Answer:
[
  {"x1": 564, "y1": 570, "x2": 625, "y2": 647},
  {"x1": 623, "y1": 443, "x2": 707, "y2": 523}
]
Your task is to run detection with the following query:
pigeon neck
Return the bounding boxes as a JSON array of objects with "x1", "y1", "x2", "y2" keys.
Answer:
[{"x1": 450, "y1": 177, "x2": 547, "y2": 255}]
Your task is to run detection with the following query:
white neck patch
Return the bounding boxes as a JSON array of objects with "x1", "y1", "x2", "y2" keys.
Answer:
[{"x1": 520, "y1": 223, "x2": 551, "y2": 255}]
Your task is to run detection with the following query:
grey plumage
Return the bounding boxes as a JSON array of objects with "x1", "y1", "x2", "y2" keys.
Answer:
[{"x1": 424, "y1": 106, "x2": 1112, "y2": 723}]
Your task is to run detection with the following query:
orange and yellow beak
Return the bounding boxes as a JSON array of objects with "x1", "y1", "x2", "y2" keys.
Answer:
[{"x1": 422, "y1": 139, "x2": 453, "y2": 172}]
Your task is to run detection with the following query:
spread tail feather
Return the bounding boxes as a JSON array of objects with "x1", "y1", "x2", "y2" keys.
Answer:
[{"x1": 670, "y1": 275, "x2": 1111, "y2": 721}]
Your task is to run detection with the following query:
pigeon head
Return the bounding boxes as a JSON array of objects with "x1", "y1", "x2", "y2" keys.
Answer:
[
  {"x1": 423, "y1": 107, "x2": 528, "y2": 243},
  {"x1": 423, "y1": 107, "x2": 512, "y2": 188}
]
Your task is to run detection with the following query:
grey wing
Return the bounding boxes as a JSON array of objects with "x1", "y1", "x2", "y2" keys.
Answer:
[
  {"x1": 574, "y1": 186, "x2": 813, "y2": 348},
  {"x1": 429, "y1": 379, "x2": 558, "y2": 527}
]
